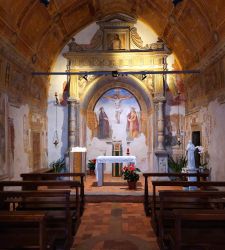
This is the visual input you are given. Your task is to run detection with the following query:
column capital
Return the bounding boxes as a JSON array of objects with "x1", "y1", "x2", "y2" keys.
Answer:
[
  {"x1": 67, "y1": 97, "x2": 79, "y2": 104},
  {"x1": 153, "y1": 96, "x2": 166, "y2": 103}
]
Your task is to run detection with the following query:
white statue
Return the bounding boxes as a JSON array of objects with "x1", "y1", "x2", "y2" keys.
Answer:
[
  {"x1": 186, "y1": 140, "x2": 197, "y2": 170},
  {"x1": 186, "y1": 140, "x2": 198, "y2": 190}
]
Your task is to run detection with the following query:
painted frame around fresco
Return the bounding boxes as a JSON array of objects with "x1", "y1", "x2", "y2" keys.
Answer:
[{"x1": 103, "y1": 28, "x2": 130, "y2": 50}]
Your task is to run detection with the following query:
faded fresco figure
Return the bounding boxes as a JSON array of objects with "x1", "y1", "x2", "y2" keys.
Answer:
[
  {"x1": 103, "y1": 89, "x2": 132, "y2": 124},
  {"x1": 110, "y1": 34, "x2": 121, "y2": 50},
  {"x1": 127, "y1": 107, "x2": 139, "y2": 139},
  {"x1": 98, "y1": 107, "x2": 110, "y2": 139}
]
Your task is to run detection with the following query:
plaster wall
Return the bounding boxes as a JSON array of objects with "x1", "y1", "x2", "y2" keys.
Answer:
[
  {"x1": 185, "y1": 52, "x2": 225, "y2": 181},
  {"x1": 47, "y1": 23, "x2": 99, "y2": 164},
  {"x1": 8, "y1": 104, "x2": 30, "y2": 179},
  {"x1": 185, "y1": 100, "x2": 225, "y2": 181}
]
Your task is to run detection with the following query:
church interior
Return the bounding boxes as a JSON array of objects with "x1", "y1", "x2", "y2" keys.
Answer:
[{"x1": 0, "y1": 0, "x2": 225, "y2": 249}]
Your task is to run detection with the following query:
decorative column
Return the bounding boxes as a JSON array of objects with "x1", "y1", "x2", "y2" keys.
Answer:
[
  {"x1": 153, "y1": 74, "x2": 168, "y2": 173},
  {"x1": 68, "y1": 74, "x2": 80, "y2": 149}
]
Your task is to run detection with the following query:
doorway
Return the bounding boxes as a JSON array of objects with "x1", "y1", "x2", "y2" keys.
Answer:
[{"x1": 192, "y1": 131, "x2": 201, "y2": 167}]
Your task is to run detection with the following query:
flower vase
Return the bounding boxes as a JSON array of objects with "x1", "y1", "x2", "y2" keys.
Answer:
[
  {"x1": 89, "y1": 169, "x2": 95, "y2": 175},
  {"x1": 127, "y1": 180, "x2": 137, "y2": 190}
]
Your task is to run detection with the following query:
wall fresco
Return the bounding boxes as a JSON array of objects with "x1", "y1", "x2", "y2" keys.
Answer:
[{"x1": 94, "y1": 88, "x2": 141, "y2": 141}]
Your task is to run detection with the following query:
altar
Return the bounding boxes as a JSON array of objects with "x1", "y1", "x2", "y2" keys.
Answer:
[{"x1": 95, "y1": 156, "x2": 136, "y2": 186}]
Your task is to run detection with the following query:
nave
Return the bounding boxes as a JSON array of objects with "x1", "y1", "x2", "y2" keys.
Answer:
[
  {"x1": 71, "y1": 202, "x2": 159, "y2": 250},
  {"x1": 1, "y1": 169, "x2": 225, "y2": 249}
]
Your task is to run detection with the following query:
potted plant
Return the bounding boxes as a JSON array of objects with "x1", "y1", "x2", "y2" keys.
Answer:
[
  {"x1": 49, "y1": 158, "x2": 66, "y2": 173},
  {"x1": 168, "y1": 155, "x2": 187, "y2": 180},
  {"x1": 121, "y1": 164, "x2": 141, "y2": 189},
  {"x1": 88, "y1": 159, "x2": 96, "y2": 175}
]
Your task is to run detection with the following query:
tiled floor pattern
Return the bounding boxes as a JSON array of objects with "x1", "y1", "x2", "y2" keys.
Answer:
[
  {"x1": 72, "y1": 202, "x2": 160, "y2": 250},
  {"x1": 84, "y1": 174, "x2": 181, "y2": 195}
]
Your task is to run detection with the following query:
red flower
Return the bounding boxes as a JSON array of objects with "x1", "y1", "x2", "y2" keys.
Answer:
[
  {"x1": 121, "y1": 164, "x2": 141, "y2": 182},
  {"x1": 129, "y1": 166, "x2": 135, "y2": 171}
]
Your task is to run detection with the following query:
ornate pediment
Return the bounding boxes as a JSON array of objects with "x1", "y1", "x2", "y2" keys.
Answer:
[
  {"x1": 97, "y1": 13, "x2": 136, "y2": 26},
  {"x1": 67, "y1": 14, "x2": 170, "y2": 53}
]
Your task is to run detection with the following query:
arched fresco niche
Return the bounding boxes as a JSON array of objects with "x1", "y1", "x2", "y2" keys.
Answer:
[
  {"x1": 84, "y1": 78, "x2": 153, "y2": 174},
  {"x1": 94, "y1": 88, "x2": 141, "y2": 142}
]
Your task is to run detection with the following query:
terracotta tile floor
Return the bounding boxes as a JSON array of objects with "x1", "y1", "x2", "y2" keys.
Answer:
[
  {"x1": 70, "y1": 174, "x2": 180, "y2": 249},
  {"x1": 71, "y1": 202, "x2": 160, "y2": 250},
  {"x1": 84, "y1": 174, "x2": 145, "y2": 195},
  {"x1": 84, "y1": 173, "x2": 180, "y2": 195}
]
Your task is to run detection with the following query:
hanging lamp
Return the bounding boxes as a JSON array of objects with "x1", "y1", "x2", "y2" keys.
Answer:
[{"x1": 53, "y1": 92, "x2": 59, "y2": 147}]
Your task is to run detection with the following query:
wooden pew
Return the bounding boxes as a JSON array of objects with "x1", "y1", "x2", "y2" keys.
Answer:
[
  {"x1": 0, "y1": 190, "x2": 72, "y2": 250},
  {"x1": 0, "y1": 180, "x2": 81, "y2": 245},
  {"x1": 169, "y1": 209, "x2": 225, "y2": 250},
  {"x1": 158, "y1": 190, "x2": 225, "y2": 249},
  {"x1": 20, "y1": 172, "x2": 85, "y2": 214},
  {"x1": 0, "y1": 211, "x2": 51, "y2": 250},
  {"x1": 151, "y1": 180, "x2": 225, "y2": 221},
  {"x1": 143, "y1": 172, "x2": 209, "y2": 216}
]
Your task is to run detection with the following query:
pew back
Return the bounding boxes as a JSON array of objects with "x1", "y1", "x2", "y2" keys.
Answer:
[{"x1": 0, "y1": 190, "x2": 72, "y2": 249}]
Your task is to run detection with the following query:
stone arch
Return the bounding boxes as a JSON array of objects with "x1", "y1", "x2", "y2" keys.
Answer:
[{"x1": 79, "y1": 75, "x2": 155, "y2": 172}]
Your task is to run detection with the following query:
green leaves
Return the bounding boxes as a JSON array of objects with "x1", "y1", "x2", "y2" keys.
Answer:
[
  {"x1": 168, "y1": 155, "x2": 187, "y2": 173},
  {"x1": 122, "y1": 165, "x2": 141, "y2": 182},
  {"x1": 49, "y1": 158, "x2": 66, "y2": 173}
]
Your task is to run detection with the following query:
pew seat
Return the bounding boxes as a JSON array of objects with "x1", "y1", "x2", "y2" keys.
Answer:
[
  {"x1": 168, "y1": 209, "x2": 225, "y2": 250},
  {"x1": 0, "y1": 211, "x2": 54, "y2": 250}
]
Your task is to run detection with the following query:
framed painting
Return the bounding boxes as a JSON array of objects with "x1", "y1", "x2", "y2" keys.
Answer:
[{"x1": 103, "y1": 28, "x2": 130, "y2": 50}]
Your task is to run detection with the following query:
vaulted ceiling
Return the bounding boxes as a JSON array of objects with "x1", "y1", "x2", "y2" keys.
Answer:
[{"x1": 0, "y1": 0, "x2": 224, "y2": 71}]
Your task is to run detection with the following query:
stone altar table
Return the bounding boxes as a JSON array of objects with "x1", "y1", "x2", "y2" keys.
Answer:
[{"x1": 95, "y1": 156, "x2": 136, "y2": 186}]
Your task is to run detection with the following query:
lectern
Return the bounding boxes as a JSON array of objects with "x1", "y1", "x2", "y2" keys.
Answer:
[{"x1": 70, "y1": 147, "x2": 87, "y2": 178}]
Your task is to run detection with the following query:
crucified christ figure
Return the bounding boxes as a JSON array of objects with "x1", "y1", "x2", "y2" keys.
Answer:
[{"x1": 103, "y1": 89, "x2": 132, "y2": 124}]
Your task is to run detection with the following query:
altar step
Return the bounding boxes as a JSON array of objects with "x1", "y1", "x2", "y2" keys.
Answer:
[{"x1": 85, "y1": 194, "x2": 144, "y2": 203}]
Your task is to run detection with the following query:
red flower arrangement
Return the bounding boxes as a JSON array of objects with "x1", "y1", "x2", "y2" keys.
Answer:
[{"x1": 122, "y1": 164, "x2": 141, "y2": 182}]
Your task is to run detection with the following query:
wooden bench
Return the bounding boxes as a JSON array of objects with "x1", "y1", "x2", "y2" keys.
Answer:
[
  {"x1": 0, "y1": 211, "x2": 52, "y2": 250},
  {"x1": 143, "y1": 172, "x2": 209, "y2": 216},
  {"x1": 158, "y1": 190, "x2": 225, "y2": 249},
  {"x1": 151, "y1": 181, "x2": 225, "y2": 222},
  {"x1": 0, "y1": 180, "x2": 81, "y2": 229},
  {"x1": 0, "y1": 190, "x2": 73, "y2": 250},
  {"x1": 20, "y1": 172, "x2": 85, "y2": 214},
  {"x1": 168, "y1": 209, "x2": 225, "y2": 250}
]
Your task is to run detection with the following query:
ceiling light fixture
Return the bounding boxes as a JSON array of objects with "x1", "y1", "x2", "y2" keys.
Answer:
[
  {"x1": 112, "y1": 71, "x2": 119, "y2": 77},
  {"x1": 172, "y1": 0, "x2": 183, "y2": 6},
  {"x1": 83, "y1": 74, "x2": 88, "y2": 81},
  {"x1": 142, "y1": 74, "x2": 147, "y2": 80},
  {"x1": 40, "y1": 0, "x2": 50, "y2": 7}
]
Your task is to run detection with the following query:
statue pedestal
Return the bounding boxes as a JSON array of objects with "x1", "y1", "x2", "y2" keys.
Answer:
[{"x1": 182, "y1": 167, "x2": 198, "y2": 190}]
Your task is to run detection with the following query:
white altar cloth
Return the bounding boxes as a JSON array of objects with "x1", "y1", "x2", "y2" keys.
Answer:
[{"x1": 95, "y1": 156, "x2": 136, "y2": 186}]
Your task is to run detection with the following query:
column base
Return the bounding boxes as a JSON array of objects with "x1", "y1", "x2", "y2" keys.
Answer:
[{"x1": 154, "y1": 150, "x2": 169, "y2": 180}]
